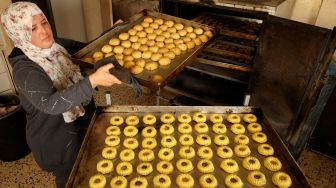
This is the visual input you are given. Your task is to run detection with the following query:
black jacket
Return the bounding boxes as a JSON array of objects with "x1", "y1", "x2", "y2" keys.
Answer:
[{"x1": 7, "y1": 38, "x2": 95, "y2": 172}]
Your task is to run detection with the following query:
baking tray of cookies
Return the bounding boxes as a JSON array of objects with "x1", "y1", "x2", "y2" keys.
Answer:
[
  {"x1": 66, "y1": 106, "x2": 310, "y2": 188},
  {"x1": 73, "y1": 9, "x2": 217, "y2": 89}
]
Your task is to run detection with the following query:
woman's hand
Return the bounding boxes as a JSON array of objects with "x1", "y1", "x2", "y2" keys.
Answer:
[{"x1": 89, "y1": 63, "x2": 122, "y2": 88}]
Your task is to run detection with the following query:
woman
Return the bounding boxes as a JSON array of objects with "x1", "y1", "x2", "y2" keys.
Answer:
[{"x1": 1, "y1": 2, "x2": 121, "y2": 187}]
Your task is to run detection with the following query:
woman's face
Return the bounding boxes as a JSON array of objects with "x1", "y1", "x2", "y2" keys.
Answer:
[{"x1": 31, "y1": 14, "x2": 54, "y2": 48}]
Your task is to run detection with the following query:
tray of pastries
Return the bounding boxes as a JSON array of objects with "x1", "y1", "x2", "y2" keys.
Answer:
[
  {"x1": 67, "y1": 106, "x2": 310, "y2": 188},
  {"x1": 73, "y1": 9, "x2": 217, "y2": 88}
]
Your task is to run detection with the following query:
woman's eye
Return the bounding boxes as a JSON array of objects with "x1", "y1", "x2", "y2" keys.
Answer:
[{"x1": 32, "y1": 27, "x2": 36, "y2": 31}]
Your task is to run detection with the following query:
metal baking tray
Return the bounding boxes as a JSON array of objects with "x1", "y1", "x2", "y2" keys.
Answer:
[
  {"x1": 73, "y1": 9, "x2": 217, "y2": 89},
  {"x1": 66, "y1": 106, "x2": 310, "y2": 188}
]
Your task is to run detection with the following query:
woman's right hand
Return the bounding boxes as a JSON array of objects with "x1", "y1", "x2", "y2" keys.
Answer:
[{"x1": 89, "y1": 63, "x2": 122, "y2": 88}]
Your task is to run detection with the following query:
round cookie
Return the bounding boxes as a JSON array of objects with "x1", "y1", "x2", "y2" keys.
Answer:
[
  {"x1": 193, "y1": 112, "x2": 207, "y2": 123},
  {"x1": 105, "y1": 135, "x2": 120, "y2": 147},
  {"x1": 179, "y1": 146, "x2": 195, "y2": 159},
  {"x1": 160, "y1": 124, "x2": 175, "y2": 135},
  {"x1": 272, "y1": 171, "x2": 292, "y2": 188},
  {"x1": 110, "y1": 115, "x2": 124, "y2": 126},
  {"x1": 119, "y1": 149, "x2": 135, "y2": 162},
  {"x1": 96, "y1": 159, "x2": 113, "y2": 174},
  {"x1": 125, "y1": 115, "x2": 139, "y2": 126},
  {"x1": 113, "y1": 46, "x2": 124, "y2": 54},
  {"x1": 176, "y1": 174, "x2": 194, "y2": 188},
  {"x1": 234, "y1": 144, "x2": 251, "y2": 157},
  {"x1": 234, "y1": 134, "x2": 250, "y2": 145},
  {"x1": 243, "y1": 113, "x2": 257, "y2": 123},
  {"x1": 264, "y1": 156, "x2": 282, "y2": 171},
  {"x1": 153, "y1": 174, "x2": 171, "y2": 188},
  {"x1": 92, "y1": 51, "x2": 103, "y2": 60},
  {"x1": 197, "y1": 146, "x2": 213, "y2": 159},
  {"x1": 197, "y1": 159, "x2": 214, "y2": 173},
  {"x1": 136, "y1": 162, "x2": 153, "y2": 176},
  {"x1": 130, "y1": 177, "x2": 147, "y2": 188},
  {"x1": 142, "y1": 114, "x2": 156, "y2": 125},
  {"x1": 102, "y1": 147, "x2": 117, "y2": 160},
  {"x1": 199, "y1": 174, "x2": 218, "y2": 188},
  {"x1": 231, "y1": 123, "x2": 246, "y2": 134},
  {"x1": 142, "y1": 126, "x2": 157, "y2": 138},
  {"x1": 160, "y1": 113, "x2": 175, "y2": 124},
  {"x1": 138, "y1": 149, "x2": 155, "y2": 162},
  {"x1": 89, "y1": 174, "x2": 106, "y2": 188},
  {"x1": 220, "y1": 158, "x2": 239, "y2": 173},
  {"x1": 164, "y1": 20, "x2": 174, "y2": 27},
  {"x1": 123, "y1": 126, "x2": 138, "y2": 137},
  {"x1": 116, "y1": 162, "x2": 133, "y2": 176},
  {"x1": 258, "y1": 143, "x2": 274, "y2": 156},
  {"x1": 224, "y1": 174, "x2": 244, "y2": 188},
  {"x1": 210, "y1": 113, "x2": 223, "y2": 123},
  {"x1": 110, "y1": 176, "x2": 127, "y2": 188},
  {"x1": 177, "y1": 123, "x2": 192, "y2": 134},
  {"x1": 242, "y1": 156, "x2": 261, "y2": 171},
  {"x1": 252, "y1": 132, "x2": 268, "y2": 143},
  {"x1": 194, "y1": 28, "x2": 204, "y2": 35},
  {"x1": 247, "y1": 171, "x2": 267, "y2": 186},
  {"x1": 123, "y1": 138, "x2": 139, "y2": 150},
  {"x1": 128, "y1": 28, "x2": 137, "y2": 36},
  {"x1": 247, "y1": 122, "x2": 263, "y2": 133},
  {"x1": 214, "y1": 135, "x2": 230, "y2": 146},
  {"x1": 176, "y1": 159, "x2": 193, "y2": 173},
  {"x1": 212, "y1": 123, "x2": 227, "y2": 134},
  {"x1": 196, "y1": 134, "x2": 211, "y2": 146},
  {"x1": 217, "y1": 146, "x2": 233, "y2": 159},
  {"x1": 145, "y1": 61, "x2": 159, "y2": 70},
  {"x1": 156, "y1": 161, "x2": 174, "y2": 175},
  {"x1": 179, "y1": 134, "x2": 194, "y2": 146},
  {"x1": 194, "y1": 122, "x2": 209, "y2": 133},
  {"x1": 227, "y1": 114, "x2": 241, "y2": 123},
  {"x1": 109, "y1": 38, "x2": 120, "y2": 46},
  {"x1": 158, "y1": 57, "x2": 171, "y2": 66},
  {"x1": 178, "y1": 113, "x2": 192, "y2": 123},
  {"x1": 158, "y1": 148, "x2": 174, "y2": 161},
  {"x1": 161, "y1": 135, "x2": 177, "y2": 148},
  {"x1": 142, "y1": 137, "x2": 157, "y2": 150},
  {"x1": 101, "y1": 45, "x2": 112, "y2": 53},
  {"x1": 130, "y1": 65, "x2": 144, "y2": 75},
  {"x1": 119, "y1": 32, "x2": 129, "y2": 41}
]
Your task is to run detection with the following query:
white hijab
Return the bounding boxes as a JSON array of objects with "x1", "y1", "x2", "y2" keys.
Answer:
[{"x1": 1, "y1": 2, "x2": 85, "y2": 123}]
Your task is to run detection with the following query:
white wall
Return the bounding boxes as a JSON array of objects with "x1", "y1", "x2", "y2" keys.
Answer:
[{"x1": 50, "y1": 0, "x2": 87, "y2": 42}]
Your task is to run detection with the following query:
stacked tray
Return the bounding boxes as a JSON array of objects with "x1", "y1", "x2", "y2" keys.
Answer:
[
  {"x1": 73, "y1": 9, "x2": 217, "y2": 89},
  {"x1": 68, "y1": 106, "x2": 310, "y2": 188}
]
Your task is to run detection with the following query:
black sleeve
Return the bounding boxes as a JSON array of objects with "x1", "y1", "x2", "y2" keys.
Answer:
[{"x1": 13, "y1": 61, "x2": 95, "y2": 115}]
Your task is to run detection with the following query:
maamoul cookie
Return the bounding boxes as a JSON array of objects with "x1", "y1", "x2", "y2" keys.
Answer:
[
  {"x1": 131, "y1": 50, "x2": 142, "y2": 59},
  {"x1": 178, "y1": 123, "x2": 192, "y2": 134},
  {"x1": 159, "y1": 24, "x2": 168, "y2": 31},
  {"x1": 130, "y1": 177, "x2": 148, "y2": 188},
  {"x1": 179, "y1": 134, "x2": 194, "y2": 146},
  {"x1": 142, "y1": 114, "x2": 156, "y2": 125},
  {"x1": 138, "y1": 149, "x2": 155, "y2": 162},
  {"x1": 214, "y1": 134, "x2": 230, "y2": 146},
  {"x1": 199, "y1": 35, "x2": 209, "y2": 43},
  {"x1": 125, "y1": 115, "x2": 139, "y2": 126},
  {"x1": 159, "y1": 57, "x2": 171, "y2": 66},
  {"x1": 242, "y1": 156, "x2": 261, "y2": 170},
  {"x1": 234, "y1": 134, "x2": 250, "y2": 145},
  {"x1": 212, "y1": 123, "x2": 227, "y2": 134},
  {"x1": 192, "y1": 112, "x2": 207, "y2": 123},
  {"x1": 247, "y1": 170, "x2": 266, "y2": 186},
  {"x1": 197, "y1": 146, "x2": 213, "y2": 159},
  {"x1": 186, "y1": 41, "x2": 195, "y2": 49},
  {"x1": 179, "y1": 146, "x2": 195, "y2": 159},
  {"x1": 141, "y1": 51, "x2": 152, "y2": 59},
  {"x1": 258, "y1": 143, "x2": 274, "y2": 156},
  {"x1": 153, "y1": 174, "x2": 171, "y2": 188},
  {"x1": 132, "y1": 42, "x2": 141, "y2": 50},
  {"x1": 149, "y1": 46, "x2": 159, "y2": 53},
  {"x1": 89, "y1": 174, "x2": 106, "y2": 188},
  {"x1": 142, "y1": 137, "x2": 157, "y2": 149},
  {"x1": 243, "y1": 113, "x2": 257, "y2": 123},
  {"x1": 134, "y1": 24, "x2": 143, "y2": 31},
  {"x1": 136, "y1": 162, "x2": 153, "y2": 176},
  {"x1": 160, "y1": 113, "x2": 175, "y2": 124},
  {"x1": 151, "y1": 74, "x2": 164, "y2": 83},
  {"x1": 101, "y1": 45, "x2": 112, "y2": 53},
  {"x1": 105, "y1": 135, "x2": 120, "y2": 147},
  {"x1": 102, "y1": 147, "x2": 117, "y2": 160},
  {"x1": 176, "y1": 174, "x2": 194, "y2": 188},
  {"x1": 177, "y1": 113, "x2": 192, "y2": 123},
  {"x1": 123, "y1": 61, "x2": 135, "y2": 69},
  {"x1": 209, "y1": 113, "x2": 223, "y2": 123},
  {"x1": 141, "y1": 126, "x2": 157, "y2": 138},
  {"x1": 220, "y1": 158, "x2": 239, "y2": 173},
  {"x1": 109, "y1": 38, "x2": 120, "y2": 46},
  {"x1": 247, "y1": 123, "x2": 262, "y2": 133},
  {"x1": 128, "y1": 28, "x2": 137, "y2": 36},
  {"x1": 144, "y1": 17, "x2": 153, "y2": 23},
  {"x1": 252, "y1": 132, "x2": 268, "y2": 143},
  {"x1": 145, "y1": 61, "x2": 159, "y2": 70},
  {"x1": 156, "y1": 161, "x2": 174, "y2": 174},
  {"x1": 93, "y1": 51, "x2": 103, "y2": 60},
  {"x1": 121, "y1": 40, "x2": 131, "y2": 48},
  {"x1": 123, "y1": 126, "x2": 138, "y2": 137},
  {"x1": 194, "y1": 122, "x2": 209, "y2": 133},
  {"x1": 196, "y1": 134, "x2": 211, "y2": 146},
  {"x1": 272, "y1": 171, "x2": 292, "y2": 188},
  {"x1": 187, "y1": 32, "x2": 196, "y2": 39},
  {"x1": 145, "y1": 27, "x2": 154, "y2": 34},
  {"x1": 130, "y1": 65, "x2": 144, "y2": 75},
  {"x1": 116, "y1": 162, "x2": 133, "y2": 176},
  {"x1": 158, "y1": 148, "x2": 174, "y2": 161},
  {"x1": 110, "y1": 176, "x2": 127, "y2": 188},
  {"x1": 168, "y1": 27, "x2": 177, "y2": 34},
  {"x1": 151, "y1": 53, "x2": 162, "y2": 61},
  {"x1": 160, "y1": 124, "x2": 175, "y2": 135},
  {"x1": 82, "y1": 57, "x2": 93, "y2": 63},
  {"x1": 204, "y1": 30, "x2": 213, "y2": 37},
  {"x1": 174, "y1": 23, "x2": 184, "y2": 30},
  {"x1": 264, "y1": 156, "x2": 282, "y2": 171},
  {"x1": 176, "y1": 159, "x2": 193, "y2": 173},
  {"x1": 199, "y1": 174, "x2": 218, "y2": 188},
  {"x1": 231, "y1": 123, "x2": 246, "y2": 134},
  {"x1": 164, "y1": 51, "x2": 176, "y2": 59},
  {"x1": 227, "y1": 114, "x2": 241, "y2": 123},
  {"x1": 119, "y1": 32, "x2": 129, "y2": 41},
  {"x1": 123, "y1": 138, "x2": 139, "y2": 150},
  {"x1": 161, "y1": 135, "x2": 177, "y2": 148},
  {"x1": 234, "y1": 144, "x2": 251, "y2": 157},
  {"x1": 154, "y1": 18, "x2": 164, "y2": 25},
  {"x1": 197, "y1": 159, "x2": 215, "y2": 173},
  {"x1": 194, "y1": 28, "x2": 204, "y2": 35},
  {"x1": 224, "y1": 174, "x2": 244, "y2": 188},
  {"x1": 124, "y1": 48, "x2": 134, "y2": 56},
  {"x1": 217, "y1": 146, "x2": 233, "y2": 158},
  {"x1": 96, "y1": 159, "x2": 113, "y2": 174},
  {"x1": 119, "y1": 149, "x2": 135, "y2": 162},
  {"x1": 194, "y1": 38, "x2": 202, "y2": 45},
  {"x1": 123, "y1": 55, "x2": 134, "y2": 62},
  {"x1": 113, "y1": 46, "x2": 124, "y2": 54},
  {"x1": 164, "y1": 20, "x2": 174, "y2": 27},
  {"x1": 106, "y1": 126, "x2": 121, "y2": 136},
  {"x1": 150, "y1": 22, "x2": 159, "y2": 29},
  {"x1": 104, "y1": 52, "x2": 113, "y2": 58}
]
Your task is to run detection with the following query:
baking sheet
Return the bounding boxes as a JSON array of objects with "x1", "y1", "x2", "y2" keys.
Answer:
[
  {"x1": 73, "y1": 9, "x2": 217, "y2": 89},
  {"x1": 67, "y1": 106, "x2": 310, "y2": 188}
]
